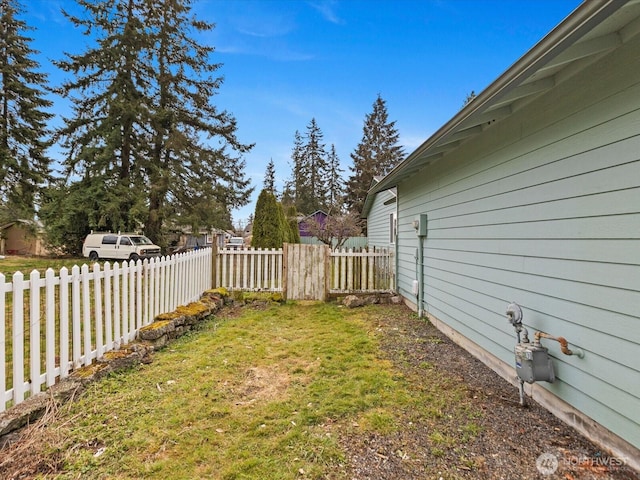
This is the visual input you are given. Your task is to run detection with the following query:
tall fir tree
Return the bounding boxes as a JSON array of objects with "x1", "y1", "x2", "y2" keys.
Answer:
[
  {"x1": 326, "y1": 144, "x2": 344, "y2": 211},
  {"x1": 283, "y1": 129, "x2": 306, "y2": 211},
  {"x1": 51, "y1": 0, "x2": 157, "y2": 234},
  {"x1": 303, "y1": 118, "x2": 329, "y2": 212},
  {"x1": 264, "y1": 158, "x2": 276, "y2": 193},
  {"x1": 47, "y1": 0, "x2": 253, "y2": 249},
  {"x1": 0, "y1": 0, "x2": 53, "y2": 222},
  {"x1": 142, "y1": 0, "x2": 253, "y2": 244},
  {"x1": 285, "y1": 119, "x2": 331, "y2": 215},
  {"x1": 345, "y1": 95, "x2": 405, "y2": 217}
]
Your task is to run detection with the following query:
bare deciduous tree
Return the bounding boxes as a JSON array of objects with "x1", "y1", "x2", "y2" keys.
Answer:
[{"x1": 304, "y1": 211, "x2": 363, "y2": 249}]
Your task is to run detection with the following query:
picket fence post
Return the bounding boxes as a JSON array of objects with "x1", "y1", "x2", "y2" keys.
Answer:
[
  {"x1": 0, "y1": 273, "x2": 7, "y2": 412},
  {"x1": 45, "y1": 268, "x2": 56, "y2": 387},
  {"x1": 12, "y1": 271, "x2": 25, "y2": 404},
  {"x1": 0, "y1": 273, "x2": 5, "y2": 412}
]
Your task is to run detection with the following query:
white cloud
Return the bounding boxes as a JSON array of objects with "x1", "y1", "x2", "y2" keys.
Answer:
[{"x1": 308, "y1": 0, "x2": 344, "y2": 25}]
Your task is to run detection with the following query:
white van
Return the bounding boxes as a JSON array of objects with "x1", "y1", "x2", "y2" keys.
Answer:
[{"x1": 83, "y1": 232, "x2": 162, "y2": 262}]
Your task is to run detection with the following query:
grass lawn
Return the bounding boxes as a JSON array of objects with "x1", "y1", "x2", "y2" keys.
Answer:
[
  {"x1": 7, "y1": 301, "x2": 479, "y2": 479},
  {"x1": 0, "y1": 255, "x2": 87, "y2": 277}
]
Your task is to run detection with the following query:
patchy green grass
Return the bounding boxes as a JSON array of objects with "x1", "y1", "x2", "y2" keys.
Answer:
[{"x1": 12, "y1": 302, "x2": 482, "y2": 479}]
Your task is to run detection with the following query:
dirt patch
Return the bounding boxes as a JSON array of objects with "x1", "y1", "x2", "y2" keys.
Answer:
[
  {"x1": 236, "y1": 366, "x2": 290, "y2": 405},
  {"x1": 336, "y1": 305, "x2": 638, "y2": 480}
]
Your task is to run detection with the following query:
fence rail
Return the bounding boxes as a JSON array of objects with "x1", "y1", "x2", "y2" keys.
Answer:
[{"x1": 1, "y1": 248, "x2": 212, "y2": 412}]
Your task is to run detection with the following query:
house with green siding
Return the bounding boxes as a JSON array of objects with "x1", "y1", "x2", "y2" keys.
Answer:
[
  {"x1": 364, "y1": 0, "x2": 640, "y2": 468},
  {"x1": 364, "y1": 178, "x2": 396, "y2": 250}
]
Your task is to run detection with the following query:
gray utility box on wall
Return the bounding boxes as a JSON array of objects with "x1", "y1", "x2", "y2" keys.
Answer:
[
  {"x1": 515, "y1": 343, "x2": 555, "y2": 383},
  {"x1": 413, "y1": 213, "x2": 428, "y2": 237}
]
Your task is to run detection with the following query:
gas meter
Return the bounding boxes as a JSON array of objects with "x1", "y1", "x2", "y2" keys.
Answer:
[{"x1": 514, "y1": 342, "x2": 555, "y2": 384}]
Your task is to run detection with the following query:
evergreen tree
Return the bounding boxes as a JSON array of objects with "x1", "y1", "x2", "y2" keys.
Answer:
[
  {"x1": 326, "y1": 144, "x2": 344, "y2": 211},
  {"x1": 39, "y1": 178, "x2": 97, "y2": 255},
  {"x1": 0, "y1": 0, "x2": 53, "y2": 220},
  {"x1": 345, "y1": 95, "x2": 405, "y2": 216},
  {"x1": 53, "y1": 0, "x2": 150, "y2": 234},
  {"x1": 264, "y1": 158, "x2": 276, "y2": 193},
  {"x1": 50, "y1": 0, "x2": 252, "y2": 248},
  {"x1": 251, "y1": 189, "x2": 288, "y2": 248},
  {"x1": 143, "y1": 0, "x2": 253, "y2": 245},
  {"x1": 463, "y1": 90, "x2": 477, "y2": 107},
  {"x1": 285, "y1": 119, "x2": 331, "y2": 215},
  {"x1": 283, "y1": 129, "x2": 305, "y2": 211},
  {"x1": 285, "y1": 204, "x2": 300, "y2": 243},
  {"x1": 277, "y1": 201, "x2": 292, "y2": 243},
  {"x1": 302, "y1": 118, "x2": 328, "y2": 213}
]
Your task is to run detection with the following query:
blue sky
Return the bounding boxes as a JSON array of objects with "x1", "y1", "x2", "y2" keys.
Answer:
[{"x1": 25, "y1": 0, "x2": 581, "y2": 226}]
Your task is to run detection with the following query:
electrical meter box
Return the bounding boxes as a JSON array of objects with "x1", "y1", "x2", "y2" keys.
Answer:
[
  {"x1": 413, "y1": 213, "x2": 428, "y2": 237},
  {"x1": 515, "y1": 343, "x2": 555, "y2": 383}
]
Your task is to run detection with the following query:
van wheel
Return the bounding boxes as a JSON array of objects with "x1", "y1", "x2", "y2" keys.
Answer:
[
  {"x1": 129, "y1": 253, "x2": 140, "y2": 263},
  {"x1": 89, "y1": 251, "x2": 99, "y2": 261}
]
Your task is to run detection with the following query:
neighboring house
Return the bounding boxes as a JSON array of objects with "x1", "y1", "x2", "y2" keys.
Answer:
[
  {"x1": 298, "y1": 210, "x2": 328, "y2": 237},
  {"x1": 365, "y1": 0, "x2": 640, "y2": 468},
  {"x1": 243, "y1": 222, "x2": 253, "y2": 237},
  {"x1": 0, "y1": 220, "x2": 50, "y2": 256},
  {"x1": 364, "y1": 177, "x2": 397, "y2": 250},
  {"x1": 171, "y1": 228, "x2": 226, "y2": 253}
]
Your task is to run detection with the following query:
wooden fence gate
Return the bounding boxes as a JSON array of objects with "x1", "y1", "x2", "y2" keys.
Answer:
[{"x1": 283, "y1": 243, "x2": 330, "y2": 301}]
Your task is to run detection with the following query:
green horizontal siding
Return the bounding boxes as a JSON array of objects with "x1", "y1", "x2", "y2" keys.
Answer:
[
  {"x1": 394, "y1": 32, "x2": 640, "y2": 449},
  {"x1": 366, "y1": 190, "x2": 396, "y2": 249}
]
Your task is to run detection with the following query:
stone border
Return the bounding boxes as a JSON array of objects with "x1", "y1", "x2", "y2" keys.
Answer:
[
  {"x1": 0, "y1": 288, "x2": 230, "y2": 442},
  {"x1": 336, "y1": 293, "x2": 403, "y2": 308}
]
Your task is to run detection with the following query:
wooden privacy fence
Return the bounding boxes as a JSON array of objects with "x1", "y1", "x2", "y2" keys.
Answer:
[
  {"x1": 1, "y1": 248, "x2": 212, "y2": 412},
  {"x1": 215, "y1": 244, "x2": 395, "y2": 300}
]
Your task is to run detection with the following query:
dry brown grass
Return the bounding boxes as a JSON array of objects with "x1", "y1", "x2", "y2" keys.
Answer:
[{"x1": 0, "y1": 394, "x2": 73, "y2": 479}]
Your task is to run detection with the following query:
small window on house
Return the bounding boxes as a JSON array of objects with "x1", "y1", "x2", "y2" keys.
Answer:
[
  {"x1": 102, "y1": 235, "x2": 118, "y2": 245},
  {"x1": 389, "y1": 213, "x2": 397, "y2": 244}
]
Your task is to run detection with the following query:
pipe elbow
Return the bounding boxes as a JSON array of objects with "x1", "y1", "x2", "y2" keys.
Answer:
[{"x1": 557, "y1": 336, "x2": 572, "y2": 355}]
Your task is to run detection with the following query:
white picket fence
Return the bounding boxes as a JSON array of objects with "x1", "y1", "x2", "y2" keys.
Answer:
[
  {"x1": 329, "y1": 247, "x2": 395, "y2": 293},
  {"x1": 215, "y1": 245, "x2": 395, "y2": 295},
  {"x1": 1, "y1": 248, "x2": 212, "y2": 412},
  {"x1": 215, "y1": 247, "x2": 283, "y2": 292}
]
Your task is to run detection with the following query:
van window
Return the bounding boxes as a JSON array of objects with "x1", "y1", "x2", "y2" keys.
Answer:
[
  {"x1": 102, "y1": 235, "x2": 118, "y2": 245},
  {"x1": 120, "y1": 237, "x2": 132, "y2": 246},
  {"x1": 130, "y1": 235, "x2": 153, "y2": 245}
]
